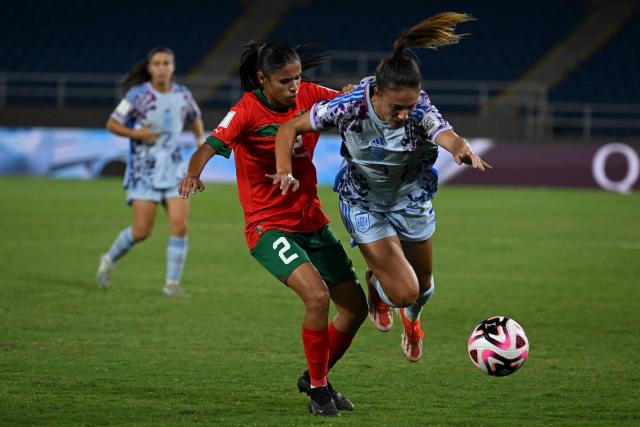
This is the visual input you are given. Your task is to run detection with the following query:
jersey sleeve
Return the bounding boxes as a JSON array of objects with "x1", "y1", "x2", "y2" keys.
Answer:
[
  {"x1": 183, "y1": 87, "x2": 202, "y2": 122},
  {"x1": 309, "y1": 92, "x2": 354, "y2": 132},
  {"x1": 204, "y1": 106, "x2": 248, "y2": 159},
  {"x1": 110, "y1": 87, "x2": 141, "y2": 124},
  {"x1": 417, "y1": 91, "x2": 453, "y2": 141},
  {"x1": 309, "y1": 81, "x2": 368, "y2": 131}
]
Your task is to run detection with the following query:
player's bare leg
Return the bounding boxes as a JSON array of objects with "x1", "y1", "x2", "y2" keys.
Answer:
[
  {"x1": 97, "y1": 200, "x2": 156, "y2": 288},
  {"x1": 395, "y1": 238, "x2": 434, "y2": 362},
  {"x1": 287, "y1": 263, "x2": 338, "y2": 417},
  {"x1": 358, "y1": 236, "x2": 420, "y2": 332},
  {"x1": 131, "y1": 200, "x2": 157, "y2": 241},
  {"x1": 297, "y1": 279, "x2": 366, "y2": 411}
]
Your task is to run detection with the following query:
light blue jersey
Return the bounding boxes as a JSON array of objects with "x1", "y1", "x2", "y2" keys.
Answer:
[
  {"x1": 111, "y1": 82, "x2": 201, "y2": 190},
  {"x1": 310, "y1": 76, "x2": 451, "y2": 212}
]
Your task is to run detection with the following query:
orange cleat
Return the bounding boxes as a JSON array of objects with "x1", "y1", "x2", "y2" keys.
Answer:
[
  {"x1": 398, "y1": 308, "x2": 424, "y2": 362},
  {"x1": 365, "y1": 268, "x2": 393, "y2": 332}
]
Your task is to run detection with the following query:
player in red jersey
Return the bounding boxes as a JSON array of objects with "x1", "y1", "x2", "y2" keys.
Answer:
[{"x1": 179, "y1": 42, "x2": 367, "y2": 417}]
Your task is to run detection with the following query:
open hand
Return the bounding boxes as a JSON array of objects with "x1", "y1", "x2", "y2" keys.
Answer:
[
  {"x1": 179, "y1": 176, "x2": 205, "y2": 199},
  {"x1": 266, "y1": 172, "x2": 299, "y2": 195}
]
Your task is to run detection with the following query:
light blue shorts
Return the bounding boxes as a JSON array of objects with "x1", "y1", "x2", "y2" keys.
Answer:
[
  {"x1": 339, "y1": 200, "x2": 436, "y2": 244},
  {"x1": 126, "y1": 185, "x2": 180, "y2": 205}
]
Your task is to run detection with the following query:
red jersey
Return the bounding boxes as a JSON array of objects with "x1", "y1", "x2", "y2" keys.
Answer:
[{"x1": 206, "y1": 82, "x2": 339, "y2": 249}]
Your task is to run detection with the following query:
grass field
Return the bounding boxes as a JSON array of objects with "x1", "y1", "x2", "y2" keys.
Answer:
[{"x1": 1, "y1": 177, "x2": 639, "y2": 426}]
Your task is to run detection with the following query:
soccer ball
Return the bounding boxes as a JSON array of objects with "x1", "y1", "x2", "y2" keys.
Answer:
[{"x1": 467, "y1": 316, "x2": 529, "y2": 376}]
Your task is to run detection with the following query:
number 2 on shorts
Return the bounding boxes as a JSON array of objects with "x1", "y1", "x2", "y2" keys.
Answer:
[{"x1": 273, "y1": 237, "x2": 299, "y2": 265}]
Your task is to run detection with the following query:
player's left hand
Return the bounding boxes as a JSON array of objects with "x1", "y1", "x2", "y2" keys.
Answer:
[
  {"x1": 341, "y1": 83, "x2": 356, "y2": 94},
  {"x1": 266, "y1": 172, "x2": 299, "y2": 195},
  {"x1": 453, "y1": 141, "x2": 492, "y2": 171}
]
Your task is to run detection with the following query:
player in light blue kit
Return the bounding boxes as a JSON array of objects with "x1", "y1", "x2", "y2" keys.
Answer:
[
  {"x1": 273, "y1": 13, "x2": 490, "y2": 361},
  {"x1": 97, "y1": 46, "x2": 204, "y2": 297}
]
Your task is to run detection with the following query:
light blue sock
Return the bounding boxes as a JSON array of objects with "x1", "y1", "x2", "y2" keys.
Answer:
[
  {"x1": 107, "y1": 226, "x2": 135, "y2": 262},
  {"x1": 404, "y1": 277, "x2": 436, "y2": 322},
  {"x1": 166, "y1": 235, "x2": 188, "y2": 284}
]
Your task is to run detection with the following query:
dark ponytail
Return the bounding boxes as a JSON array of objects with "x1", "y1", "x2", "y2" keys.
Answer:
[
  {"x1": 121, "y1": 46, "x2": 175, "y2": 91},
  {"x1": 238, "y1": 41, "x2": 329, "y2": 91},
  {"x1": 376, "y1": 12, "x2": 473, "y2": 91}
]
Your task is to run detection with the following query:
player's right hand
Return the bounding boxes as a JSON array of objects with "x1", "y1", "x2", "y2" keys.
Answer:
[
  {"x1": 179, "y1": 176, "x2": 205, "y2": 199},
  {"x1": 135, "y1": 126, "x2": 162, "y2": 144}
]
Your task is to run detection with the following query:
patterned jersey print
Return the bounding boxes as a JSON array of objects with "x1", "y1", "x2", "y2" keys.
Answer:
[
  {"x1": 111, "y1": 82, "x2": 201, "y2": 190},
  {"x1": 310, "y1": 76, "x2": 452, "y2": 212}
]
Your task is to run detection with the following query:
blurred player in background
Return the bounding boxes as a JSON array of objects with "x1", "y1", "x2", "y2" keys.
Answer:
[
  {"x1": 97, "y1": 46, "x2": 204, "y2": 297},
  {"x1": 180, "y1": 41, "x2": 367, "y2": 417},
  {"x1": 274, "y1": 13, "x2": 490, "y2": 362}
]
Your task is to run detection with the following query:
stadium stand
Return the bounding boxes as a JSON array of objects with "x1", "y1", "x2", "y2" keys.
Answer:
[
  {"x1": 549, "y1": 10, "x2": 640, "y2": 104},
  {"x1": 268, "y1": 0, "x2": 587, "y2": 83},
  {"x1": 0, "y1": 0, "x2": 638, "y2": 137},
  {"x1": 0, "y1": 0, "x2": 243, "y2": 74}
]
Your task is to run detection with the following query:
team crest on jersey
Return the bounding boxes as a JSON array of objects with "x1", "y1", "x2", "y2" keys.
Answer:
[
  {"x1": 370, "y1": 137, "x2": 386, "y2": 160},
  {"x1": 355, "y1": 212, "x2": 371, "y2": 232}
]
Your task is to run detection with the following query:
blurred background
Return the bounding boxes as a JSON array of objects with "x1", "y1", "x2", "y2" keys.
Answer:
[{"x1": 1, "y1": 0, "x2": 639, "y2": 191}]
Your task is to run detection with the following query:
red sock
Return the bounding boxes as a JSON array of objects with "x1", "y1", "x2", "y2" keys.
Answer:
[
  {"x1": 328, "y1": 322, "x2": 355, "y2": 369},
  {"x1": 302, "y1": 326, "x2": 329, "y2": 388}
]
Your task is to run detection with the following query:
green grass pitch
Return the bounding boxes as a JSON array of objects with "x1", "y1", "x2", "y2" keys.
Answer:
[{"x1": 1, "y1": 177, "x2": 639, "y2": 426}]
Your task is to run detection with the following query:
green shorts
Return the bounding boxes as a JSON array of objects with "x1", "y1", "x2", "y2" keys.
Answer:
[{"x1": 250, "y1": 225, "x2": 358, "y2": 286}]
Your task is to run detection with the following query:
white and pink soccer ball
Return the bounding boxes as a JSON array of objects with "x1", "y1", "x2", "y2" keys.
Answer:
[{"x1": 467, "y1": 316, "x2": 529, "y2": 376}]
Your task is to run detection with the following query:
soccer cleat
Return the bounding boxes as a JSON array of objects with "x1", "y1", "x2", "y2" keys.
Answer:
[
  {"x1": 366, "y1": 268, "x2": 392, "y2": 331},
  {"x1": 398, "y1": 308, "x2": 424, "y2": 362},
  {"x1": 162, "y1": 281, "x2": 190, "y2": 298},
  {"x1": 307, "y1": 386, "x2": 339, "y2": 417},
  {"x1": 96, "y1": 254, "x2": 114, "y2": 289},
  {"x1": 297, "y1": 371, "x2": 354, "y2": 412}
]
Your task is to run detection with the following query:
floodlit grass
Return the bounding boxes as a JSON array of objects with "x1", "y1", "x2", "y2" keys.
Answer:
[{"x1": 1, "y1": 177, "x2": 639, "y2": 425}]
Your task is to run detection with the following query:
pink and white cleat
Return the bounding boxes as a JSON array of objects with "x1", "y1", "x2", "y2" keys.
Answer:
[
  {"x1": 398, "y1": 308, "x2": 424, "y2": 362},
  {"x1": 365, "y1": 269, "x2": 393, "y2": 332}
]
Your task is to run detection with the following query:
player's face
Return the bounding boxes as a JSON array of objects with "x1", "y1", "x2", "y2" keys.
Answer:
[
  {"x1": 374, "y1": 86, "x2": 421, "y2": 128},
  {"x1": 260, "y1": 61, "x2": 302, "y2": 109},
  {"x1": 147, "y1": 52, "x2": 175, "y2": 86}
]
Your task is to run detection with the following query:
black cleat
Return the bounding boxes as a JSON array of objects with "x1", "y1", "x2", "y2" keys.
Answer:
[
  {"x1": 307, "y1": 385, "x2": 339, "y2": 417},
  {"x1": 297, "y1": 371, "x2": 354, "y2": 412}
]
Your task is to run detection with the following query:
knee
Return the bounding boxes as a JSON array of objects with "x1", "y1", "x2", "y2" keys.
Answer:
[
  {"x1": 304, "y1": 287, "x2": 331, "y2": 315},
  {"x1": 131, "y1": 226, "x2": 152, "y2": 241},
  {"x1": 394, "y1": 290, "x2": 420, "y2": 307},
  {"x1": 171, "y1": 219, "x2": 188, "y2": 237},
  {"x1": 388, "y1": 284, "x2": 420, "y2": 308}
]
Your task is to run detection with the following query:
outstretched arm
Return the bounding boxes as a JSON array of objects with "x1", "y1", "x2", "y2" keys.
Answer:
[
  {"x1": 179, "y1": 143, "x2": 216, "y2": 199},
  {"x1": 270, "y1": 111, "x2": 315, "y2": 195},
  {"x1": 435, "y1": 129, "x2": 492, "y2": 171}
]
